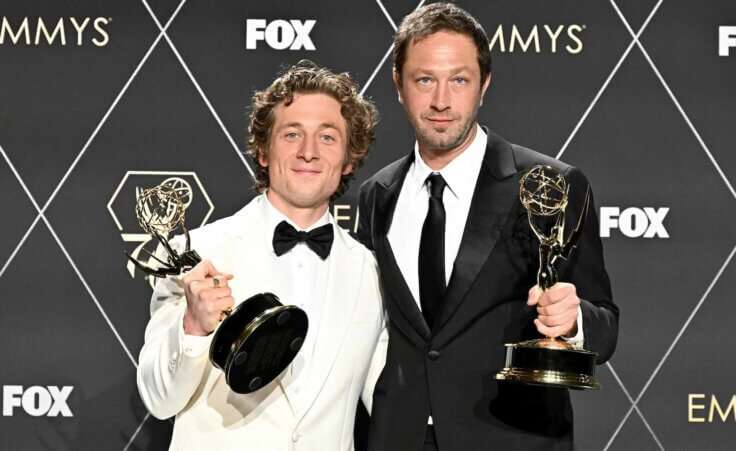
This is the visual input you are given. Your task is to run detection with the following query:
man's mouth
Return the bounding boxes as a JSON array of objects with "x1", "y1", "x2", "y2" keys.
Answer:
[
  {"x1": 425, "y1": 117, "x2": 455, "y2": 124},
  {"x1": 292, "y1": 168, "x2": 321, "y2": 175}
]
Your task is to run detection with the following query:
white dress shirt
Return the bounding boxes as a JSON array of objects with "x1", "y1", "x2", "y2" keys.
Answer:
[
  {"x1": 180, "y1": 192, "x2": 330, "y2": 414},
  {"x1": 388, "y1": 124, "x2": 487, "y2": 304},
  {"x1": 387, "y1": 125, "x2": 583, "y2": 424}
]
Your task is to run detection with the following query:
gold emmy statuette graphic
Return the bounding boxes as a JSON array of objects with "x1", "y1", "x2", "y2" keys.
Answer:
[
  {"x1": 127, "y1": 182, "x2": 308, "y2": 394},
  {"x1": 493, "y1": 165, "x2": 601, "y2": 390}
]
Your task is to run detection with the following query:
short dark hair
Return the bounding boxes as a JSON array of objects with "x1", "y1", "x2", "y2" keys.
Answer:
[
  {"x1": 247, "y1": 60, "x2": 378, "y2": 199},
  {"x1": 393, "y1": 2, "x2": 492, "y2": 85}
]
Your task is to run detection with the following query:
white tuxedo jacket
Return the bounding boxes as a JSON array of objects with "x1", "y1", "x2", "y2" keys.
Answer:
[{"x1": 137, "y1": 195, "x2": 386, "y2": 451}]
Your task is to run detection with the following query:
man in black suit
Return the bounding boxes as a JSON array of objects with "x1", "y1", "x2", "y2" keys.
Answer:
[{"x1": 357, "y1": 3, "x2": 619, "y2": 450}]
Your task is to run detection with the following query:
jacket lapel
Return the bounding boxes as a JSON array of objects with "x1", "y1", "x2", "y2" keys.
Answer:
[
  {"x1": 374, "y1": 153, "x2": 431, "y2": 341},
  {"x1": 433, "y1": 129, "x2": 519, "y2": 334},
  {"x1": 225, "y1": 198, "x2": 281, "y2": 305},
  {"x1": 295, "y1": 228, "x2": 361, "y2": 423},
  {"x1": 223, "y1": 196, "x2": 298, "y2": 413}
]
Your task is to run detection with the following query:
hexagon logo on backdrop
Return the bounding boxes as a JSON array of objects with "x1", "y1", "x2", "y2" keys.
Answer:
[{"x1": 107, "y1": 171, "x2": 214, "y2": 286}]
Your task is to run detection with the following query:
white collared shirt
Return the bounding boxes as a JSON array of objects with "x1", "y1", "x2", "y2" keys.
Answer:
[
  {"x1": 181, "y1": 193, "x2": 331, "y2": 413},
  {"x1": 388, "y1": 124, "x2": 488, "y2": 307},
  {"x1": 261, "y1": 193, "x2": 330, "y2": 412}
]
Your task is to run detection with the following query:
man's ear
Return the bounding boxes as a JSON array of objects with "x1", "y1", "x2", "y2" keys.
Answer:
[
  {"x1": 342, "y1": 163, "x2": 354, "y2": 176},
  {"x1": 479, "y1": 73, "x2": 492, "y2": 106},
  {"x1": 257, "y1": 146, "x2": 268, "y2": 168},
  {"x1": 393, "y1": 70, "x2": 403, "y2": 105}
]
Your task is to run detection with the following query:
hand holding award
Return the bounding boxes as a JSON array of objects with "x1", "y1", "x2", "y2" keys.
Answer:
[
  {"x1": 127, "y1": 182, "x2": 308, "y2": 394},
  {"x1": 494, "y1": 165, "x2": 601, "y2": 390}
]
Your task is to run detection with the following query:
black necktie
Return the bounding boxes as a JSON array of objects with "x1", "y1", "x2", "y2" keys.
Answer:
[
  {"x1": 418, "y1": 173, "x2": 447, "y2": 328},
  {"x1": 272, "y1": 221, "x2": 334, "y2": 260}
]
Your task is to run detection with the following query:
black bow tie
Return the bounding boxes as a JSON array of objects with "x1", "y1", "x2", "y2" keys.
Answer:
[{"x1": 272, "y1": 221, "x2": 334, "y2": 260}]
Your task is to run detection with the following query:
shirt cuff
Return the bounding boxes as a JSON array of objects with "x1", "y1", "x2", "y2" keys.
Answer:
[
  {"x1": 561, "y1": 305, "x2": 584, "y2": 349},
  {"x1": 177, "y1": 309, "x2": 212, "y2": 358}
]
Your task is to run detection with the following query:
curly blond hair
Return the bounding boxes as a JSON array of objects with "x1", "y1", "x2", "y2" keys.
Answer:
[{"x1": 247, "y1": 60, "x2": 378, "y2": 199}]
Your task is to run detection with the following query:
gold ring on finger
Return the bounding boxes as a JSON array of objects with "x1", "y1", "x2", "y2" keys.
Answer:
[{"x1": 219, "y1": 308, "x2": 231, "y2": 322}]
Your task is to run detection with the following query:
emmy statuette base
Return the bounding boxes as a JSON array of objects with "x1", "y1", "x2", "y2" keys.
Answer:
[
  {"x1": 494, "y1": 339, "x2": 602, "y2": 390},
  {"x1": 210, "y1": 293, "x2": 309, "y2": 394}
]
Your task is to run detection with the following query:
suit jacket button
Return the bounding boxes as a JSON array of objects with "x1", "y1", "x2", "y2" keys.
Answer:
[{"x1": 427, "y1": 350, "x2": 440, "y2": 361}]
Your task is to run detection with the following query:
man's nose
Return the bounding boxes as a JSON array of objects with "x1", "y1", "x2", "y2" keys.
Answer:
[
  {"x1": 431, "y1": 82, "x2": 450, "y2": 111},
  {"x1": 297, "y1": 136, "x2": 318, "y2": 161}
]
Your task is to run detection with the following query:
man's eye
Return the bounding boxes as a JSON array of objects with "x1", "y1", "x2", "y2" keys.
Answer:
[
  {"x1": 418, "y1": 77, "x2": 431, "y2": 85},
  {"x1": 454, "y1": 77, "x2": 467, "y2": 85},
  {"x1": 285, "y1": 132, "x2": 299, "y2": 139},
  {"x1": 321, "y1": 134, "x2": 335, "y2": 142}
]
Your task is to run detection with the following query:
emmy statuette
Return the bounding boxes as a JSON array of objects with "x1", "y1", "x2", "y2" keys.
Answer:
[
  {"x1": 126, "y1": 182, "x2": 308, "y2": 394},
  {"x1": 493, "y1": 165, "x2": 601, "y2": 390}
]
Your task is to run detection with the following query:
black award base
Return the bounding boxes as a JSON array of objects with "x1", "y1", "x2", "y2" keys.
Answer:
[{"x1": 210, "y1": 292, "x2": 308, "y2": 394}]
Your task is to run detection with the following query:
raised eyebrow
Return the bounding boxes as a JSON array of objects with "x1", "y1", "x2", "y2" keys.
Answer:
[
  {"x1": 318, "y1": 122, "x2": 342, "y2": 134},
  {"x1": 278, "y1": 122, "x2": 342, "y2": 137},
  {"x1": 416, "y1": 66, "x2": 473, "y2": 76},
  {"x1": 280, "y1": 122, "x2": 339, "y2": 130},
  {"x1": 452, "y1": 66, "x2": 472, "y2": 74},
  {"x1": 280, "y1": 122, "x2": 304, "y2": 130}
]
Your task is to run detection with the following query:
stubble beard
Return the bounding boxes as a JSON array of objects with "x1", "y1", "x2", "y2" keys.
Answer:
[{"x1": 408, "y1": 103, "x2": 481, "y2": 153}]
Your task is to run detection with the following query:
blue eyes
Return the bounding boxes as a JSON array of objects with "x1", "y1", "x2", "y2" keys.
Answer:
[
  {"x1": 416, "y1": 77, "x2": 468, "y2": 85},
  {"x1": 284, "y1": 132, "x2": 335, "y2": 142}
]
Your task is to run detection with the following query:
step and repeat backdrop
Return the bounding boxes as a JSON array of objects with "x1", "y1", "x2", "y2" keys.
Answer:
[{"x1": 1, "y1": 0, "x2": 735, "y2": 449}]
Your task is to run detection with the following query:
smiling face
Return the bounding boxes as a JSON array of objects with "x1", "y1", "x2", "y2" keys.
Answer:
[
  {"x1": 395, "y1": 30, "x2": 490, "y2": 156},
  {"x1": 258, "y1": 92, "x2": 351, "y2": 217}
]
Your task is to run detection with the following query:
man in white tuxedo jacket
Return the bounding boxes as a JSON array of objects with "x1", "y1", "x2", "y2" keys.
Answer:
[{"x1": 137, "y1": 61, "x2": 386, "y2": 451}]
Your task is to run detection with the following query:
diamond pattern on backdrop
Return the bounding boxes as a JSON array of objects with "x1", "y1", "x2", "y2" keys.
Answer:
[
  {"x1": 563, "y1": 2, "x2": 736, "y2": 449},
  {"x1": 0, "y1": 225, "x2": 150, "y2": 449},
  {"x1": 639, "y1": 253, "x2": 736, "y2": 448},
  {"x1": 47, "y1": 40, "x2": 256, "y2": 362},
  {"x1": 0, "y1": 0, "x2": 734, "y2": 449},
  {"x1": 641, "y1": 0, "x2": 736, "y2": 191},
  {"x1": 0, "y1": 146, "x2": 39, "y2": 279},
  {"x1": 165, "y1": 0, "x2": 399, "y2": 174},
  {"x1": 0, "y1": 0, "x2": 162, "y2": 203}
]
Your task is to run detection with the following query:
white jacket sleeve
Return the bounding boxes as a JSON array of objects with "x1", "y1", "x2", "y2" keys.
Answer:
[
  {"x1": 360, "y1": 253, "x2": 388, "y2": 415},
  {"x1": 136, "y1": 259, "x2": 212, "y2": 419},
  {"x1": 361, "y1": 320, "x2": 387, "y2": 415}
]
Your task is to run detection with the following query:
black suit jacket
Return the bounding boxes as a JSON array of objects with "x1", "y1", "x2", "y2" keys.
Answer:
[{"x1": 357, "y1": 128, "x2": 619, "y2": 451}]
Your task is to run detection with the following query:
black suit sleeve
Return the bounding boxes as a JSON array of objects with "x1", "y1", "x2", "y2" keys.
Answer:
[
  {"x1": 560, "y1": 166, "x2": 619, "y2": 363},
  {"x1": 357, "y1": 180, "x2": 375, "y2": 251}
]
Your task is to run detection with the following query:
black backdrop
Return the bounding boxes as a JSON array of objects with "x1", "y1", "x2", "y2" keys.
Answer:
[{"x1": 1, "y1": 1, "x2": 736, "y2": 449}]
